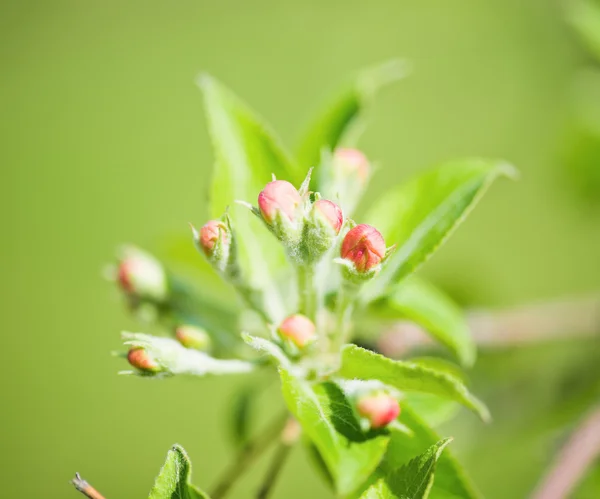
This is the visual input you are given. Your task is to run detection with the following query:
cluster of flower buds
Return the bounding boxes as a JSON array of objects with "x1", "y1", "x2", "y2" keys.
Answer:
[
  {"x1": 356, "y1": 392, "x2": 401, "y2": 429},
  {"x1": 115, "y1": 246, "x2": 169, "y2": 303},
  {"x1": 276, "y1": 313, "x2": 316, "y2": 353},
  {"x1": 253, "y1": 173, "x2": 344, "y2": 264},
  {"x1": 192, "y1": 216, "x2": 236, "y2": 276},
  {"x1": 337, "y1": 223, "x2": 391, "y2": 282},
  {"x1": 127, "y1": 347, "x2": 163, "y2": 373},
  {"x1": 175, "y1": 324, "x2": 211, "y2": 351}
]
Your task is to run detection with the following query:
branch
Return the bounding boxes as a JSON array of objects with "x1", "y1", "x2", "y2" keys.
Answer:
[
  {"x1": 531, "y1": 404, "x2": 600, "y2": 499},
  {"x1": 377, "y1": 294, "x2": 600, "y2": 357},
  {"x1": 211, "y1": 413, "x2": 288, "y2": 499},
  {"x1": 71, "y1": 473, "x2": 106, "y2": 499}
]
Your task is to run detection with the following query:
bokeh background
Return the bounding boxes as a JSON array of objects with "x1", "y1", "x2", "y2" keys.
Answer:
[{"x1": 2, "y1": 0, "x2": 600, "y2": 497}]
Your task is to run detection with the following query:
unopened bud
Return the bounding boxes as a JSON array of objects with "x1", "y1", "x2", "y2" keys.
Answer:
[
  {"x1": 258, "y1": 180, "x2": 302, "y2": 223},
  {"x1": 117, "y1": 247, "x2": 168, "y2": 302},
  {"x1": 356, "y1": 393, "x2": 400, "y2": 429},
  {"x1": 304, "y1": 199, "x2": 344, "y2": 262},
  {"x1": 333, "y1": 148, "x2": 370, "y2": 184},
  {"x1": 340, "y1": 224, "x2": 386, "y2": 274},
  {"x1": 277, "y1": 314, "x2": 316, "y2": 348},
  {"x1": 192, "y1": 218, "x2": 234, "y2": 274},
  {"x1": 175, "y1": 325, "x2": 211, "y2": 351},
  {"x1": 127, "y1": 347, "x2": 162, "y2": 372}
]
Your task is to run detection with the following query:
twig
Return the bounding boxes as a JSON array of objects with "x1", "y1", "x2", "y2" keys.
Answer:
[
  {"x1": 531, "y1": 404, "x2": 600, "y2": 499},
  {"x1": 256, "y1": 419, "x2": 301, "y2": 499},
  {"x1": 377, "y1": 294, "x2": 600, "y2": 357},
  {"x1": 211, "y1": 413, "x2": 288, "y2": 499},
  {"x1": 71, "y1": 473, "x2": 106, "y2": 499}
]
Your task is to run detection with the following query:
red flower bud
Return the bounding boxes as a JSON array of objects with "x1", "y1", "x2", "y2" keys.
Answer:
[
  {"x1": 340, "y1": 224, "x2": 386, "y2": 272},
  {"x1": 277, "y1": 314, "x2": 316, "y2": 348},
  {"x1": 127, "y1": 347, "x2": 161, "y2": 372},
  {"x1": 357, "y1": 393, "x2": 400, "y2": 429},
  {"x1": 175, "y1": 325, "x2": 211, "y2": 351},
  {"x1": 333, "y1": 148, "x2": 370, "y2": 183},
  {"x1": 258, "y1": 180, "x2": 302, "y2": 223},
  {"x1": 117, "y1": 248, "x2": 168, "y2": 301},
  {"x1": 199, "y1": 220, "x2": 229, "y2": 256},
  {"x1": 312, "y1": 199, "x2": 343, "y2": 235}
]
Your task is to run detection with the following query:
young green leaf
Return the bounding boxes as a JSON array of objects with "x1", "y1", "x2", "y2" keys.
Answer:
[
  {"x1": 198, "y1": 75, "x2": 298, "y2": 322},
  {"x1": 381, "y1": 406, "x2": 482, "y2": 499},
  {"x1": 296, "y1": 60, "x2": 408, "y2": 170},
  {"x1": 148, "y1": 444, "x2": 209, "y2": 499},
  {"x1": 371, "y1": 276, "x2": 475, "y2": 367},
  {"x1": 360, "y1": 438, "x2": 452, "y2": 499},
  {"x1": 279, "y1": 368, "x2": 390, "y2": 495},
  {"x1": 362, "y1": 159, "x2": 516, "y2": 302},
  {"x1": 338, "y1": 345, "x2": 490, "y2": 422},
  {"x1": 241, "y1": 333, "x2": 291, "y2": 369},
  {"x1": 121, "y1": 333, "x2": 254, "y2": 377}
]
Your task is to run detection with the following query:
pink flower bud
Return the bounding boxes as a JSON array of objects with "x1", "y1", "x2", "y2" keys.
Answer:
[
  {"x1": 357, "y1": 393, "x2": 400, "y2": 429},
  {"x1": 277, "y1": 314, "x2": 316, "y2": 348},
  {"x1": 258, "y1": 180, "x2": 302, "y2": 223},
  {"x1": 175, "y1": 325, "x2": 211, "y2": 351},
  {"x1": 117, "y1": 247, "x2": 168, "y2": 301},
  {"x1": 199, "y1": 220, "x2": 229, "y2": 257},
  {"x1": 333, "y1": 148, "x2": 370, "y2": 183},
  {"x1": 340, "y1": 224, "x2": 386, "y2": 272},
  {"x1": 312, "y1": 199, "x2": 343, "y2": 235},
  {"x1": 127, "y1": 347, "x2": 161, "y2": 372}
]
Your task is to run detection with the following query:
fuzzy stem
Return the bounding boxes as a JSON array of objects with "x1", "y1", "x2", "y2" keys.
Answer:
[
  {"x1": 211, "y1": 413, "x2": 287, "y2": 499},
  {"x1": 297, "y1": 264, "x2": 317, "y2": 322},
  {"x1": 71, "y1": 474, "x2": 106, "y2": 499},
  {"x1": 333, "y1": 281, "x2": 359, "y2": 351}
]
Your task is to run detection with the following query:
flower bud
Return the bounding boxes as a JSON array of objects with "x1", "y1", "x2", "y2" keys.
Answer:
[
  {"x1": 356, "y1": 393, "x2": 400, "y2": 429},
  {"x1": 175, "y1": 325, "x2": 211, "y2": 351},
  {"x1": 303, "y1": 199, "x2": 344, "y2": 262},
  {"x1": 333, "y1": 148, "x2": 370, "y2": 184},
  {"x1": 258, "y1": 180, "x2": 302, "y2": 223},
  {"x1": 277, "y1": 314, "x2": 316, "y2": 348},
  {"x1": 192, "y1": 218, "x2": 234, "y2": 274},
  {"x1": 117, "y1": 247, "x2": 168, "y2": 302},
  {"x1": 127, "y1": 347, "x2": 162, "y2": 372},
  {"x1": 312, "y1": 199, "x2": 343, "y2": 234},
  {"x1": 340, "y1": 224, "x2": 386, "y2": 273}
]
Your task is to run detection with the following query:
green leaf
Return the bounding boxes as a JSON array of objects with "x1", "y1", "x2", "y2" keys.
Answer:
[
  {"x1": 241, "y1": 333, "x2": 291, "y2": 368},
  {"x1": 567, "y1": 0, "x2": 600, "y2": 62},
  {"x1": 372, "y1": 277, "x2": 475, "y2": 367},
  {"x1": 363, "y1": 159, "x2": 516, "y2": 302},
  {"x1": 338, "y1": 345, "x2": 490, "y2": 422},
  {"x1": 121, "y1": 333, "x2": 254, "y2": 377},
  {"x1": 280, "y1": 368, "x2": 390, "y2": 495},
  {"x1": 382, "y1": 406, "x2": 482, "y2": 499},
  {"x1": 198, "y1": 75, "x2": 299, "y2": 322},
  {"x1": 360, "y1": 438, "x2": 452, "y2": 499},
  {"x1": 148, "y1": 444, "x2": 209, "y2": 499},
  {"x1": 296, "y1": 60, "x2": 408, "y2": 170}
]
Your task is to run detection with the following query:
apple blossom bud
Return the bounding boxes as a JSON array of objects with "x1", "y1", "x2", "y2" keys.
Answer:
[
  {"x1": 340, "y1": 224, "x2": 386, "y2": 273},
  {"x1": 333, "y1": 148, "x2": 370, "y2": 184},
  {"x1": 312, "y1": 199, "x2": 343, "y2": 234},
  {"x1": 192, "y1": 218, "x2": 235, "y2": 274},
  {"x1": 258, "y1": 180, "x2": 302, "y2": 223},
  {"x1": 127, "y1": 347, "x2": 162, "y2": 373},
  {"x1": 175, "y1": 325, "x2": 211, "y2": 351},
  {"x1": 277, "y1": 314, "x2": 316, "y2": 348},
  {"x1": 117, "y1": 247, "x2": 168, "y2": 302},
  {"x1": 303, "y1": 199, "x2": 344, "y2": 262},
  {"x1": 356, "y1": 393, "x2": 400, "y2": 429}
]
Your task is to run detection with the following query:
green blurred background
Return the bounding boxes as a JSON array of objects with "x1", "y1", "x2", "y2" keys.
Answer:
[{"x1": 2, "y1": 0, "x2": 600, "y2": 497}]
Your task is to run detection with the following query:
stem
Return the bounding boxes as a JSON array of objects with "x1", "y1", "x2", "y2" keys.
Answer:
[
  {"x1": 255, "y1": 444, "x2": 292, "y2": 499},
  {"x1": 211, "y1": 413, "x2": 287, "y2": 499},
  {"x1": 333, "y1": 282, "x2": 358, "y2": 351},
  {"x1": 297, "y1": 264, "x2": 317, "y2": 322},
  {"x1": 71, "y1": 473, "x2": 106, "y2": 499}
]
